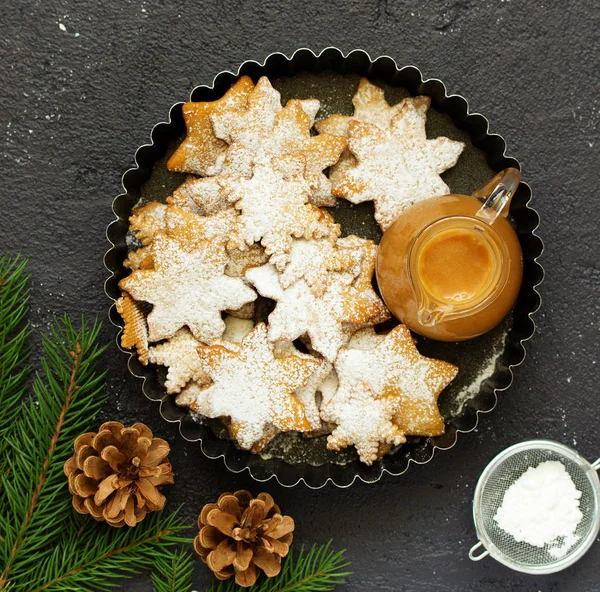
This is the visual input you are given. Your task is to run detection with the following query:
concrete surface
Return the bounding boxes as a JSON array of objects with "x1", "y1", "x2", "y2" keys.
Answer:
[{"x1": 1, "y1": 0, "x2": 599, "y2": 590}]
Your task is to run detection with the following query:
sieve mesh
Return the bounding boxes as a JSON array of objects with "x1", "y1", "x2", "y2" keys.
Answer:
[{"x1": 473, "y1": 442, "x2": 600, "y2": 572}]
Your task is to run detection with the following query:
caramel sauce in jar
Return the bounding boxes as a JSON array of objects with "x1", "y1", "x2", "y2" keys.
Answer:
[{"x1": 376, "y1": 192, "x2": 523, "y2": 341}]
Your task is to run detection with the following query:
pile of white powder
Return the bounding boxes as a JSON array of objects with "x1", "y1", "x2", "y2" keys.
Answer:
[{"x1": 494, "y1": 460, "x2": 583, "y2": 558}]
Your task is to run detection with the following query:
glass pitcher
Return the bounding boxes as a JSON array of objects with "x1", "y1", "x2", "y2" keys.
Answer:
[{"x1": 376, "y1": 168, "x2": 523, "y2": 341}]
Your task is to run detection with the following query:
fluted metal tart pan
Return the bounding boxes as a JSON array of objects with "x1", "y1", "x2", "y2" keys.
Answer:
[{"x1": 104, "y1": 48, "x2": 544, "y2": 488}]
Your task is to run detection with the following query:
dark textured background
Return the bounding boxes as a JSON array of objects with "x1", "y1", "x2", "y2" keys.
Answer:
[{"x1": 1, "y1": 1, "x2": 599, "y2": 590}]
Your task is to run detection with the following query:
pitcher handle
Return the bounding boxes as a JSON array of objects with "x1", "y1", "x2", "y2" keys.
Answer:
[
  {"x1": 473, "y1": 168, "x2": 521, "y2": 225},
  {"x1": 591, "y1": 457, "x2": 600, "y2": 471}
]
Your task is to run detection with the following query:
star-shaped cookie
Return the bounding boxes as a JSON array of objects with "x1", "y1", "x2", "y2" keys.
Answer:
[
  {"x1": 278, "y1": 233, "x2": 365, "y2": 297},
  {"x1": 119, "y1": 232, "x2": 256, "y2": 343},
  {"x1": 211, "y1": 77, "x2": 346, "y2": 207},
  {"x1": 322, "y1": 325, "x2": 458, "y2": 459},
  {"x1": 168, "y1": 144, "x2": 254, "y2": 216},
  {"x1": 195, "y1": 323, "x2": 317, "y2": 449},
  {"x1": 166, "y1": 75, "x2": 255, "y2": 176},
  {"x1": 332, "y1": 102, "x2": 465, "y2": 230},
  {"x1": 246, "y1": 238, "x2": 389, "y2": 361},
  {"x1": 149, "y1": 316, "x2": 254, "y2": 395},
  {"x1": 124, "y1": 203, "x2": 238, "y2": 269}
]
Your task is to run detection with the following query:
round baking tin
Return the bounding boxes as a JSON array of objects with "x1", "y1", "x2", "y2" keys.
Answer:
[{"x1": 104, "y1": 47, "x2": 544, "y2": 488}]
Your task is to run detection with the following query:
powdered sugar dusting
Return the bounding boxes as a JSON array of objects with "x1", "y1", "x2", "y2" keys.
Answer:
[
  {"x1": 148, "y1": 328, "x2": 209, "y2": 394},
  {"x1": 246, "y1": 256, "x2": 389, "y2": 361},
  {"x1": 319, "y1": 325, "x2": 457, "y2": 462},
  {"x1": 322, "y1": 381, "x2": 405, "y2": 465},
  {"x1": 119, "y1": 233, "x2": 256, "y2": 343},
  {"x1": 332, "y1": 102, "x2": 465, "y2": 230},
  {"x1": 195, "y1": 323, "x2": 317, "y2": 449}
]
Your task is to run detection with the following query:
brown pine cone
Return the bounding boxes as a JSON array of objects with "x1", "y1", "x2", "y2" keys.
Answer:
[
  {"x1": 63, "y1": 421, "x2": 174, "y2": 527},
  {"x1": 194, "y1": 490, "x2": 295, "y2": 587}
]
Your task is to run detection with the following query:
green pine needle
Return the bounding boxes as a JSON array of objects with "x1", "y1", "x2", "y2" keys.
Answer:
[
  {"x1": 151, "y1": 547, "x2": 194, "y2": 592},
  {"x1": 28, "y1": 512, "x2": 192, "y2": 592},
  {"x1": 0, "y1": 255, "x2": 194, "y2": 592},
  {"x1": 0, "y1": 314, "x2": 109, "y2": 588},
  {"x1": 0, "y1": 255, "x2": 352, "y2": 592},
  {"x1": 205, "y1": 542, "x2": 351, "y2": 592},
  {"x1": 0, "y1": 254, "x2": 31, "y2": 466}
]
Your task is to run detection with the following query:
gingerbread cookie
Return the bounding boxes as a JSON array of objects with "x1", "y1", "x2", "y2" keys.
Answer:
[
  {"x1": 316, "y1": 79, "x2": 431, "y2": 199},
  {"x1": 321, "y1": 380, "x2": 405, "y2": 465},
  {"x1": 211, "y1": 77, "x2": 346, "y2": 207},
  {"x1": 246, "y1": 238, "x2": 389, "y2": 361},
  {"x1": 166, "y1": 75, "x2": 255, "y2": 176},
  {"x1": 332, "y1": 102, "x2": 465, "y2": 230},
  {"x1": 315, "y1": 78, "x2": 430, "y2": 138},
  {"x1": 223, "y1": 155, "x2": 334, "y2": 263},
  {"x1": 157, "y1": 316, "x2": 253, "y2": 397},
  {"x1": 125, "y1": 203, "x2": 266, "y2": 284},
  {"x1": 124, "y1": 204, "x2": 238, "y2": 269},
  {"x1": 116, "y1": 292, "x2": 149, "y2": 364},
  {"x1": 119, "y1": 233, "x2": 256, "y2": 343},
  {"x1": 195, "y1": 323, "x2": 316, "y2": 450},
  {"x1": 322, "y1": 325, "x2": 458, "y2": 460},
  {"x1": 168, "y1": 144, "x2": 254, "y2": 216}
]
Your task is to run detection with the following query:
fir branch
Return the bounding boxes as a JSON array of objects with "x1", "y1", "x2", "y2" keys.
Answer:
[
  {"x1": 151, "y1": 547, "x2": 194, "y2": 592},
  {"x1": 0, "y1": 316, "x2": 108, "y2": 587},
  {"x1": 206, "y1": 542, "x2": 351, "y2": 592},
  {"x1": 0, "y1": 254, "x2": 31, "y2": 462},
  {"x1": 27, "y1": 512, "x2": 192, "y2": 592}
]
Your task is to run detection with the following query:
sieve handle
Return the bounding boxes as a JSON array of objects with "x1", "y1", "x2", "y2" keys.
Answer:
[
  {"x1": 592, "y1": 457, "x2": 600, "y2": 471},
  {"x1": 468, "y1": 541, "x2": 489, "y2": 561}
]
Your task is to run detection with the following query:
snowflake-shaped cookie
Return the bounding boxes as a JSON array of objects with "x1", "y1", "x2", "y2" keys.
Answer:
[
  {"x1": 321, "y1": 380, "x2": 405, "y2": 465},
  {"x1": 273, "y1": 341, "x2": 332, "y2": 431},
  {"x1": 246, "y1": 240, "x2": 389, "y2": 361},
  {"x1": 222, "y1": 155, "x2": 334, "y2": 262},
  {"x1": 148, "y1": 316, "x2": 254, "y2": 395},
  {"x1": 315, "y1": 77, "x2": 430, "y2": 137},
  {"x1": 119, "y1": 232, "x2": 256, "y2": 343},
  {"x1": 211, "y1": 77, "x2": 346, "y2": 207},
  {"x1": 278, "y1": 233, "x2": 365, "y2": 297},
  {"x1": 195, "y1": 323, "x2": 317, "y2": 449},
  {"x1": 124, "y1": 204, "x2": 238, "y2": 269},
  {"x1": 168, "y1": 144, "x2": 255, "y2": 216},
  {"x1": 332, "y1": 101, "x2": 465, "y2": 230},
  {"x1": 166, "y1": 75, "x2": 255, "y2": 176}
]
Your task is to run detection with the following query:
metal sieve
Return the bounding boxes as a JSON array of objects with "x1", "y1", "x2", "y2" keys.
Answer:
[{"x1": 469, "y1": 440, "x2": 600, "y2": 574}]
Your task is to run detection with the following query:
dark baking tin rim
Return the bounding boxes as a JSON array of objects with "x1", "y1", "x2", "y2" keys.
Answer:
[{"x1": 104, "y1": 47, "x2": 544, "y2": 489}]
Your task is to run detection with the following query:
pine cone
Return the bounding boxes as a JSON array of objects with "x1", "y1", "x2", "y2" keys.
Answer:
[
  {"x1": 63, "y1": 421, "x2": 174, "y2": 527},
  {"x1": 194, "y1": 490, "x2": 295, "y2": 587}
]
